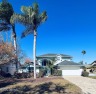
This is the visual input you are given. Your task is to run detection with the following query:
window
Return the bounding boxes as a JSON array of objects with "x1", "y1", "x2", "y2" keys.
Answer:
[
  {"x1": 56, "y1": 56, "x2": 61, "y2": 61},
  {"x1": 42, "y1": 60, "x2": 47, "y2": 66}
]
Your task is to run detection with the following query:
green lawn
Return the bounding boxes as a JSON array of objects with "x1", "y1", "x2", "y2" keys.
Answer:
[{"x1": 89, "y1": 76, "x2": 96, "y2": 79}]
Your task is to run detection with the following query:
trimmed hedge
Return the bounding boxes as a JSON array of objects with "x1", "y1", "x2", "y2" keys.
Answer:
[
  {"x1": 14, "y1": 72, "x2": 31, "y2": 79},
  {"x1": 37, "y1": 69, "x2": 46, "y2": 78},
  {"x1": 53, "y1": 69, "x2": 62, "y2": 76},
  {"x1": 81, "y1": 71, "x2": 89, "y2": 77}
]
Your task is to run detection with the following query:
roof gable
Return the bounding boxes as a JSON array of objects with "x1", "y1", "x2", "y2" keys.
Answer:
[
  {"x1": 37, "y1": 53, "x2": 72, "y2": 58},
  {"x1": 57, "y1": 60, "x2": 82, "y2": 66}
]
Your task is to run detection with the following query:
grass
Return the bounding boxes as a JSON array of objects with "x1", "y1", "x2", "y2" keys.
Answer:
[
  {"x1": 0, "y1": 77, "x2": 82, "y2": 94},
  {"x1": 88, "y1": 76, "x2": 96, "y2": 79}
]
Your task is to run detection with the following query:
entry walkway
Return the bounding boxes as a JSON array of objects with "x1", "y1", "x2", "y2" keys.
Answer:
[{"x1": 63, "y1": 76, "x2": 96, "y2": 94}]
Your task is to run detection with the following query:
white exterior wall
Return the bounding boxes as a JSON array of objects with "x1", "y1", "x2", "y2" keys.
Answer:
[
  {"x1": 60, "y1": 66, "x2": 83, "y2": 76},
  {"x1": 54, "y1": 55, "x2": 71, "y2": 65},
  {"x1": 37, "y1": 60, "x2": 42, "y2": 66},
  {"x1": 36, "y1": 69, "x2": 39, "y2": 73},
  {"x1": 30, "y1": 65, "x2": 40, "y2": 73},
  {"x1": 1, "y1": 63, "x2": 16, "y2": 75},
  {"x1": 61, "y1": 58, "x2": 71, "y2": 61},
  {"x1": 18, "y1": 66, "x2": 39, "y2": 74}
]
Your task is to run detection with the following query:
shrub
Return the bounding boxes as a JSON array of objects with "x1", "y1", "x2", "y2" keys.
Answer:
[
  {"x1": 14, "y1": 72, "x2": 30, "y2": 79},
  {"x1": 0, "y1": 71, "x2": 6, "y2": 77},
  {"x1": 53, "y1": 69, "x2": 62, "y2": 76},
  {"x1": 81, "y1": 71, "x2": 89, "y2": 77},
  {"x1": 5, "y1": 73, "x2": 12, "y2": 77},
  {"x1": 37, "y1": 69, "x2": 46, "y2": 78},
  {"x1": 0, "y1": 72, "x2": 11, "y2": 77}
]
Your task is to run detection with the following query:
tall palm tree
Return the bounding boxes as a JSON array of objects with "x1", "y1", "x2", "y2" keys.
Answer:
[
  {"x1": 11, "y1": 3, "x2": 47, "y2": 79},
  {"x1": 81, "y1": 50, "x2": 86, "y2": 64},
  {"x1": 0, "y1": 0, "x2": 16, "y2": 49},
  {"x1": 0, "y1": 0, "x2": 18, "y2": 69}
]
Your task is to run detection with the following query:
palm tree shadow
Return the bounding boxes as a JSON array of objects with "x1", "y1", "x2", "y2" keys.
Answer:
[
  {"x1": 0, "y1": 82, "x2": 72, "y2": 94},
  {"x1": 0, "y1": 82, "x2": 13, "y2": 88},
  {"x1": 30, "y1": 82, "x2": 67, "y2": 94},
  {"x1": 0, "y1": 78, "x2": 17, "y2": 88}
]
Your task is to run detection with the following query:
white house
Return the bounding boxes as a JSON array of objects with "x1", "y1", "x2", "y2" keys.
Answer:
[
  {"x1": 18, "y1": 62, "x2": 40, "y2": 74},
  {"x1": 36, "y1": 53, "x2": 84, "y2": 76},
  {"x1": 0, "y1": 59, "x2": 21, "y2": 75},
  {"x1": 37, "y1": 53, "x2": 72, "y2": 65}
]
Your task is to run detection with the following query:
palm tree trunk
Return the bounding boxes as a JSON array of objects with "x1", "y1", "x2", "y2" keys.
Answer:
[
  {"x1": 82, "y1": 54, "x2": 84, "y2": 64},
  {"x1": 33, "y1": 30, "x2": 37, "y2": 79},
  {"x1": 12, "y1": 25, "x2": 18, "y2": 70},
  {"x1": 13, "y1": 36, "x2": 18, "y2": 70},
  {"x1": 12, "y1": 25, "x2": 17, "y2": 51},
  {"x1": 13, "y1": 37, "x2": 17, "y2": 51}
]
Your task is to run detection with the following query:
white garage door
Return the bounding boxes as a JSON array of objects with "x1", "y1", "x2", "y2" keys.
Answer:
[{"x1": 62, "y1": 69, "x2": 83, "y2": 76}]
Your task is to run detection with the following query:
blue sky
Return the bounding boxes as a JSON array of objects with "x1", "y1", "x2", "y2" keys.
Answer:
[{"x1": 6, "y1": 0, "x2": 96, "y2": 64}]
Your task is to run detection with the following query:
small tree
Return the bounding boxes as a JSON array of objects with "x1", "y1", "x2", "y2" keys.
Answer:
[
  {"x1": 81, "y1": 50, "x2": 86, "y2": 64},
  {"x1": 0, "y1": 40, "x2": 16, "y2": 64},
  {"x1": 46, "y1": 60, "x2": 54, "y2": 75}
]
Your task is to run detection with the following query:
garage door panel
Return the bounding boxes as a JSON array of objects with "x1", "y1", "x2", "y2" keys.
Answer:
[{"x1": 62, "y1": 69, "x2": 82, "y2": 76}]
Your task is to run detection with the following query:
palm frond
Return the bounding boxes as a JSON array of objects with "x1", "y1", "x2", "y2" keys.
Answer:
[
  {"x1": 39, "y1": 11, "x2": 47, "y2": 23},
  {"x1": 21, "y1": 6, "x2": 35, "y2": 18},
  {"x1": 33, "y1": 3, "x2": 39, "y2": 14},
  {"x1": 21, "y1": 26, "x2": 33, "y2": 38},
  {"x1": 10, "y1": 13, "x2": 29, "y2": 25},
  {"x1": 0, "y1": 1, "x2": 14, "y2": 24},
  {"x1": 0, "y1": 21, "x2": 10, "y2": 31},
  {"x1": 0, "y1": 25, "x2": 10, "y2": 31},
  {"x1": 10, "y1": 2, "x2": 47, "y2": 38},
  {"x1": 21, "y1": 6, "x2": 29, "y2": 15}
]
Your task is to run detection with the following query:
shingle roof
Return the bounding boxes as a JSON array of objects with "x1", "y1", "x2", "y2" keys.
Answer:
[
  {"x1": 37, "y1": 53, "x2": 72, "y2": 58},
  {"x1": 58, "y1": 60, "x2": 82, "y2": 66}
]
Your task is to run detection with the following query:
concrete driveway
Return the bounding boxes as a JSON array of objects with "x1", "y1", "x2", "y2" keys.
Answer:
[{"x1": 63, "y1": 76, "x2": 96, "y2": 94}]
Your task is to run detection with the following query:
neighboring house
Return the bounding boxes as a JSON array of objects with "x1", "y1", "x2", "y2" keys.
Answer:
[
  {"x1": 18, "y1": 62, "x2": 40, "y2": 74},
  {"x1": 37, "y1": 53, "x2": 84, "y2": 76},
  {"x1": 0, "y1": 59, "x2": 21, "y2": 75},
  {"x1": 91, "y1": 61, "x2": 96, "y2": 66},
  {"x1": 86, "y1": 61, "x2": 96, "y2": 68},
  {"x1": 86, "y1": 61, "x2": 96, "y2": 73}
]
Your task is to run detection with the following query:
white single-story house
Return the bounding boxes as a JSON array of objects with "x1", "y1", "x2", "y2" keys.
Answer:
[
  {"x1": 0, "y1": 59, "x2": 21, "y2": 75},
  {"x1": 36, "y1": 53, "x2": 84, "y2": 76}
]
